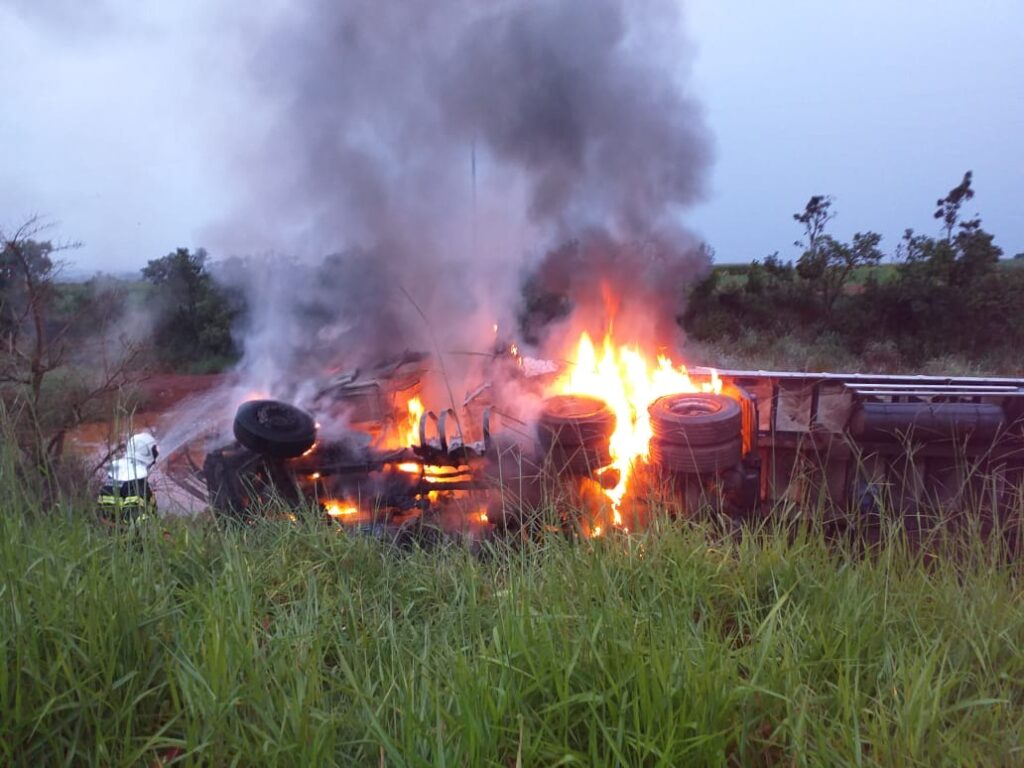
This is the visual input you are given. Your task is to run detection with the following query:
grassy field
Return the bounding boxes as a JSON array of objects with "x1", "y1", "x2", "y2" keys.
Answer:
[
  {"x1": 2, "y1": 505, "x2": 1022, "y2": 766},
  {"x1": 683, "y1": 334, "x2": 1024, "y2": 377},
  {"x1": 710, "y1": 259, "x2": 1024, "y2": 288},
  {"x1": 709, "y1": 262, "x2": 902, "y2": 289}
]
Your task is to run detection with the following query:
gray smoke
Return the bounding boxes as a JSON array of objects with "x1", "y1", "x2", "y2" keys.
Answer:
[
  {"x1": 440, "y1": 1, "x2": 708, "y2": 237},
  {"x1": 524, "y1": 229, "x2": 710, "y2": 355},
  {"x1": 210, "y1": 0, "x2": 713, "y2": 402}
]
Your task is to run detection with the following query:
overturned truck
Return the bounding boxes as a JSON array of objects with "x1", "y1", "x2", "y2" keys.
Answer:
[{"x1": 189, "y1": 358, "x2": 1024, "y2": 551}]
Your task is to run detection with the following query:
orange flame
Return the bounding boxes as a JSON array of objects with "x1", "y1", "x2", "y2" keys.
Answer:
[
  {"x1": 552, "y1": 331, "x2": 722, "y2": 521},
  {"x1": 395, "y1": 462, "x2": 471, "y2": 483},
  {"x1": 398, "y1": 396, "x2": 424, "y2": 447},
  {"x1": 324, "y1": 500, "x2": 357, "y2": 518}
]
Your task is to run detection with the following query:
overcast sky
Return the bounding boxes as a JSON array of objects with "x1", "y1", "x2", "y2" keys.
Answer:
[{"x1": 1, "y1": 0, "x2": 1021, "y2": 272}]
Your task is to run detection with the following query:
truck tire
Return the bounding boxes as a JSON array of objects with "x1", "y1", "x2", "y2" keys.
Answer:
[
  {"x1": 541, "y1": 441, "x2": 613, "y2": 475},
  {"x1": 649, "y1": 393, "x2": 741, "y2": 446},
  {"x1": 233, "y1": 400, "x2": 317, "y2": 458},
  {"x1": 650, "y1": 436, "x2": 742, "y2": 475},
  {"x1": 537, "y1": 395, "x2": 616, "y2": 447}
]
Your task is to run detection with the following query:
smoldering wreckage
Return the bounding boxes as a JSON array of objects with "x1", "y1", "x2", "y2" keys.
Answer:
[
  {"x1": 101, "y1": 332, "x2": 1024, "y2": 556},
  {"x1": 94, "y1": 0, "x2": 1024, "y2": 552}
]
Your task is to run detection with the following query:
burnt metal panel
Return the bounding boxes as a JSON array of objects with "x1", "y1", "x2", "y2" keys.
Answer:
[
  {"x1": 817, "y1": 383, "x2": 854, "y2": 432},
  {"x1": 775, "y1": 379, "x2": 815, "y2": 432},
  {"x1": 733, "y1": 377, "x2": 773, "y2": 432}
]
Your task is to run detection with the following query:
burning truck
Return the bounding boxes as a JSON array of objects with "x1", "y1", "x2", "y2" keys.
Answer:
[
  {"x1": 166, "y1": 330, "x2": 1024, "y2": 553},
  {"x1": 145, "y1": 0, "x2": 1024, "y2": 548}
]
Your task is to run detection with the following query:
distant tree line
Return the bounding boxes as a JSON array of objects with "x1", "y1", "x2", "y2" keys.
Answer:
[{"x1": 682, "y1": 172, "x2": 1024, "y2": 367}]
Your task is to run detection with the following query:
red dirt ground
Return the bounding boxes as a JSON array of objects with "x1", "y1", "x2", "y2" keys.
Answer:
[
  {"x1": 138, "y1": 373, "x2": 231, "y2": 411},
  {"x1": 68, "y1": 373, "x2": 229, "y2": 456},
  {"x1": 69, "y1": 373, "x2": 232, "y2": 514}
]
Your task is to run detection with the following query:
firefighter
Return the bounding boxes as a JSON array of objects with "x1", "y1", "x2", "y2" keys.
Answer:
[{"x1": 96, "y1": 432, "x2": 160, "y2": 524}]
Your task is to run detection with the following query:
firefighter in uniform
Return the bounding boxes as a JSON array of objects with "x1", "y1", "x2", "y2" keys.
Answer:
[{"x1": 97, "y1": 432, "x2": 159, "y2": 524}]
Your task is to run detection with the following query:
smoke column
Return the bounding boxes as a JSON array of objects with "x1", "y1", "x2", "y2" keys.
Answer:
[{"x1": 210, "y1": 0, "x2": 714, "y2": 400}]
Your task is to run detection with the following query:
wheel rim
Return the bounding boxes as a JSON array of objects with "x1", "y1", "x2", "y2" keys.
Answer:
[
  {"x1": 666, "y1": 398, "x2": 721, "y2": 418},
  {"x1": 257, "y1": 403, "x2": 300, "y2": 429},
  {"x1": 542, "y1": 395, "x2": 611, "y2": 421}
]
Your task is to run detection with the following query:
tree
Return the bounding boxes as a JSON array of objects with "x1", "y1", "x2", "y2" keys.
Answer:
[
  {"x1": 142, "y1": 247, "x2": 208, "y2": 319},
  {"x1": 950, "y1": 218, "x2": 1000, "y2": 288},
  {"x1": 877, "y1": 195, "x2": 1011, "y2": 361},
  {"x1": 934, "y1": 170, "x2": 974, "y2": 242},
  {"x1": 803, "y1": 232, "x2": 884, "y2": 316},
  {"x1": 1, "y1": 232, "x2": 60, "y2": 405},
  {"x1": 793, "y1": 196, "x2": 883, "y2": 318},
  {"x1": 683, "y1": 175, "x2": 1024, "y2": 368},
  {"x1": 1, "y1": 216, "x2": 146, "y2": 482},
  {"x1": 142, "y1": 248, "x2": 239, "y2": 371},
  {"x1": 793, "y1": 195, "x2": 835, "y2": 254}
]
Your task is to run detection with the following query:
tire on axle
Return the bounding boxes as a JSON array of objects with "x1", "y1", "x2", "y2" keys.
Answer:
[
  {"x1": 649, "y1": 392, "x2": 741, "y2": 445},
  {"x1": 649, "y1": 436, "x2": 743, "y2": 475},
  {"x1": 233, "y1": 399, "x2": 317, "y2": 459},
  {"x1": 537, "y1": 394, "x2": 616, "y2": 447},
  {"x1": 648, "y1": 393, "x2": 743, "y2": 474}
]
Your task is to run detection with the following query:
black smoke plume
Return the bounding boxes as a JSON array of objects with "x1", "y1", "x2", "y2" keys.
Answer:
[{"x1": 211, "y1": 0, "x2": 713, "y2": 398}]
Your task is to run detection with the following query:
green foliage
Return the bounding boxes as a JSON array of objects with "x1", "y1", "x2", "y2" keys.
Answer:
[
  {"x1": 2, "y1": 221, "x2": 145, "y2": 481},
  {"x1": 797, "y1": 231, "x2": 884, "y2": 316},
  {"x1": 0, "y1": 238, "x2": 55, "y2": 336},
  {"x1": 861, "y1": 223, "x2": 1011, "y2": 361},
  {"x1": 1, "y1": 506, "x2": 1021, "y2": 765},
  {"x1": 935, "y1": 170, "x2": 975, "y2": 242},
  {"x1": 792, "y1": 194, "x2": 835, "y2": 252},
  {"x1": 684, "y1": 173, "x2": 1024, "y2": 370},
  {"x1": 684, "y1": 254, "x2": 818, "y2": 343},
  {"x1": 142, "y1": 248, "x2": 240, "y2": 372}
]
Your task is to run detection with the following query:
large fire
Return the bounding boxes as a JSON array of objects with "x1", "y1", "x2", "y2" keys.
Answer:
[
  {"x1": 355, "y1": 328, "x2": 721, "y2": 532},
  {"x1": 552, "y1": 331, "x2": 721, "y2": 521},
  {"x1": 324, "y1": 500, "x2": 358, "y2": 518},
  {"x1": 398, "y1": 395, "x2": 424, "y2": 447}
]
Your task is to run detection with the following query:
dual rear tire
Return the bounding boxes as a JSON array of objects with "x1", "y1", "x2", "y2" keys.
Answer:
[
  {"x1": 537, "y1": 392, "x2": 744, "y2": 475},
  {"x1": 649, "y1": 393, "x2": 742, "y2": 474},
  {"x1": 537, "y1": 395, "x2": 616, "y2": 474}
]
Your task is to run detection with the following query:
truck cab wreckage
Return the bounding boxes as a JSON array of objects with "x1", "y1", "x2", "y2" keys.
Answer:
[{"x1": 176, "y1": 348, "x2": 1024, "y2": 553}]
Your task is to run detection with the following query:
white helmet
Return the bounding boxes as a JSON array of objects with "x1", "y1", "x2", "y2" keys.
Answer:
[
  {"x1": 109, "y1": 457, "x2": 149, "y2": 482},
  {"x1": 126, "y1": 432, "x2": 159, "y2": 466}
]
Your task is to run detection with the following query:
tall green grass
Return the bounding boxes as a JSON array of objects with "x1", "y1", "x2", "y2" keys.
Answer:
[{"x1": 1, "y1": 508, "x2": 1022, "y2": 766}]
